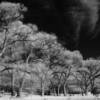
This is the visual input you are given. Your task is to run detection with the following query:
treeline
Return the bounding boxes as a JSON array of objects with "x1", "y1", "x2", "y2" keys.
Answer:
[{"x1": 0, "y1": 2, "x2": 100, "y2": 97}]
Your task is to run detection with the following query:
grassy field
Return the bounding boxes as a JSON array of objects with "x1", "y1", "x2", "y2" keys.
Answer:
[{"x1": 0, "y1": 95, "x2": 99, "y2": 100}]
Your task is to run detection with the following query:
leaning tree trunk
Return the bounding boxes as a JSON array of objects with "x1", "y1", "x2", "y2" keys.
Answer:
[
  {"x1": 17, "y1": 54, "x2": 31, "y2": 97},
  {"x1": 64, "y1": 84, "x2": 67, "y2": 96},
  {"x1": 16, "y1": 53, "x2": 31, "y2": 97},
  {"x1": 63, "y1": 80, "x2": 68, "y2": 96}
]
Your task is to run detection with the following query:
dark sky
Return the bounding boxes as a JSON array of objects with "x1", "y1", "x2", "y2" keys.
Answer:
[
  {"x1": 79, "y1": 36, "x2": 100, "y2": 58},
  {"x1": 2, "y1": 0, "x2": 100, "y2": 58}
]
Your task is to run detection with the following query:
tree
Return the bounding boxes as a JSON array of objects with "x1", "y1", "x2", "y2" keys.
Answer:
[
  {"x1": 0, "y1": 1, "x2": 28, "y2": 59},
  {"x1": 83, "y1": 59, "x2": 100, "y2": 94},
  {"x1": 1, "y1": 22, "x2": 62, "y2": 96},
  {"x1": 27, "y1": 31, "x2": 64, "y2": 96},
  {"x1": 0, "y1": 2, "x2": 27, "y2": 96},
  {"x1": 75, "y1": 67, "x2": 90, "y2": 95},
  {"x1": 30, "y1": 62, "x2": 52, "y2": 96},
  {"x1": 0, "y1": 2, "x2": 27, "y2": 28},
  {"x1": 0, "y1": 2, "x2": 33, "y2": 96},
  {"x1": 76, "y1": 58, "x2": 100, "y2": 95},
  {"x1": 62, "y1": 50, "x2": 83, "y2": 96},
  {"x1": 47, "y1": 49, "x2": 83, "y2": 96}
]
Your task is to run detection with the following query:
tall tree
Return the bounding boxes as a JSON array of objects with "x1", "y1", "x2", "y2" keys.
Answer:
[{"x1": 0, "y1": 2, "x2": 27, "y2": 96}]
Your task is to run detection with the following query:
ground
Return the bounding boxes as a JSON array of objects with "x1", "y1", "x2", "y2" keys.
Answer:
[{"x1": 0, "y1": 94, "x2": 99, "y2": 100}]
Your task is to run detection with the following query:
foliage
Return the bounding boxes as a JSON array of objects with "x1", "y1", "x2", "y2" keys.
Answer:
[
  {"x1": 0, "y1": 1, "x2": 100, "y2": 97},
  {"x1": 76, "y1": 58, "x2": 100, "y2": 94},
  {"x1": 0, "y1": 2, "x2": 27, "y2": 28}
]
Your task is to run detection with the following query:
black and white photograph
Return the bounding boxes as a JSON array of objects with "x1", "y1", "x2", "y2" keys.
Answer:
[{"x1": 0, "y1": 0, "x2": 100, "y2": 100}]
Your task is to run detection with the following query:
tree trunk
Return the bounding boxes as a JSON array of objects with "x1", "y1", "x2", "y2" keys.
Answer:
[
  {"x1": 11, "y1": 69, "x2": 15, "y2": 96},
  {"x1": 41, "y1": 80, "x2": 44, "y2": 96},
  {"x1": 90, "y1": 80, "x2": 94, "y2": 94},
  {"x1": 57, "y1": 85, "x2": 60, "y2": 96},
  {"x1": 54, "y1": 88, "x2": 57, "y2": 96},
  {"x1": 64, "y1": 84, "x2": 67, "y2": 96},
  {"x1": 81, "y1": 88, "x2": 84, "y2": 96},
  {"x1": 42, "y1": 86, "x2": 44, "y2": 96},
  {"x1": 16, "y1": 88, "x2": 22, "y2": 97},
  {"x1": 84, "y1": 87, "x2": 88, "y2": 95},
  {"x1": 17, "y1": 76, "x2": 25, "y2": 97}
]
